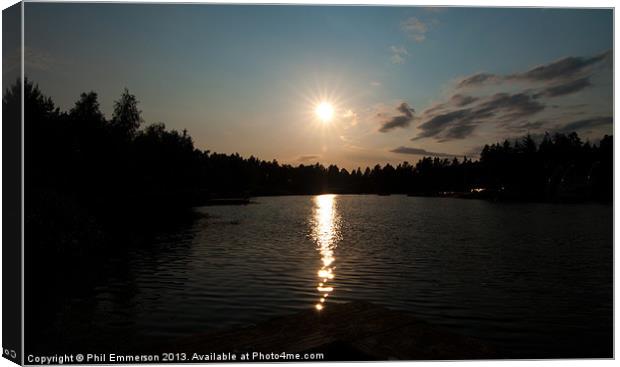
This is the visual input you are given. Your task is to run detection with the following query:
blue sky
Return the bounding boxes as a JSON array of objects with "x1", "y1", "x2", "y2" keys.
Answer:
[{"x1": 20, "y1": 4, "x2": 613, "y2": 169}]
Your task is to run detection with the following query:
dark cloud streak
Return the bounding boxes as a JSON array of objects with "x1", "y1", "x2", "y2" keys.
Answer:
[
  {"x1": 413, "y1": 109, "x2": 472, "y2": 140},
  {"x1": 413, "y1": 92, "x2": 545, "y2": 141},
  {"x1": 535, "y1": 77, "x2": 592, "y2": 98},
  {"x1": 412, "y1": 50, "x2": 610, "y2": 142},
  {"x1": 512, "y1": 50, "x2": 611, "y2": 82},
  {"x1": 457, "y1": 73, "x2": 498, "y2": 88},
  {"x1": 390, "y1": 146, "x2": 456, "y2": 158},
  {"x1": 559, "y1": 116, "x2": 612, "y2": 132},
  {"x1": 456, "y1": 49, "x2": 611, "y2": 89},
  {"x1": 379, "y1": 102, "x2": 415, "y2": 132},
  {"x1": 450, "y1": 94, "x2": 478, "y2": 106},
  {"x1": 441, "y1": 124, "x2": 476, "y2": 141}
]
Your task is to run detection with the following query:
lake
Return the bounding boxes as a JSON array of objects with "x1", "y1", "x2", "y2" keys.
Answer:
[{"x1": 35, "y1": 195, "x2": 612, "y2": 358}]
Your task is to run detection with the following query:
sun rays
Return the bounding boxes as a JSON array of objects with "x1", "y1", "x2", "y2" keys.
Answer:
[{"x1": 315, "y1": 101, "x2": 335, "y2": 123}]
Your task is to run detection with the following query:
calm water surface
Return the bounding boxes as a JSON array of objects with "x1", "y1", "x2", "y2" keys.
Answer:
[{"x1": 44, "y1": 195, "x2": 612, "y2": 358}]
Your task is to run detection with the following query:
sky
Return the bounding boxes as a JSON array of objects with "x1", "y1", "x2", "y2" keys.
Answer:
[{"x1": 16, "y1": 3, "x2": 613, "y2": 170}]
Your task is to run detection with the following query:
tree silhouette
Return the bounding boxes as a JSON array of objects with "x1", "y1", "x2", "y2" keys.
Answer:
[
  {"x1": 14, "y1": 75, "x2": 611, "y2": 243},
  {"x1": 70, "y1": 91, "x2": 105, "y2": 124},
  {"x1": 112, "y1": 88, "x2": 142, "y2": 138}
]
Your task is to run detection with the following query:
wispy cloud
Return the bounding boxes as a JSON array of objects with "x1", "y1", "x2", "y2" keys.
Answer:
[
  {"x1": 503, "y1": 120, "x2": 547, "y2": 132},
  {"x1": 401, "y1": 17, "x2": 431, "y2": 42},
  {"x1": 342, "y1": 109, "x2": 358, "y2": 126},
  {"x1": 297, "y1": 154, "x2": 321, "y2": 162},
  {"x1": 3, "y1": 46, "x2": 58, "y2": 75},
  {"x1": 24, "y1": 47, "x2": 57, "y2": 71},
  {"x1": 391, "y1": 54, "x2": 405, "y2": 65},
  {"x1": 378, "y1": 102, "x2": 415, "y2": 132},
  {"x1": 390, "y1": 45, "x2": 408, "y2": 64}
]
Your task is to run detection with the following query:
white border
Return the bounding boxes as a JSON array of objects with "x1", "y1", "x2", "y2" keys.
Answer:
[
  {"x1": 19, "y1": 1, "x2": 23, "y2": 366},
  {"x1": 0, "y1": 2, "x2": 616, "y2": 367}
]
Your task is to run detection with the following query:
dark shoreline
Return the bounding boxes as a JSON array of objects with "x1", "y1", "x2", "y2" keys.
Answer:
[
  {"x1": 165, "y1": 301, "x2": 498, "y2": 361},
  {"x1": 200, "y1": 192, "x2": 612, "y2": 206}
]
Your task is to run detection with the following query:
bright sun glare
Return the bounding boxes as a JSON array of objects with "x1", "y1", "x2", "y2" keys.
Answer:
[{"x1": 315, "y1": 102, "x2": 334, "y2": 123}]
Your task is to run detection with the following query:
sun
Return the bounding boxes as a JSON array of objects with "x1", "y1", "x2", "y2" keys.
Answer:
[{"x1": 315, "y1": 102, "x2": 334, "y2": 123}]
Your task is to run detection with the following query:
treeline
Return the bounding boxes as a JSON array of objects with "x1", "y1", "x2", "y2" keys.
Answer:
[
  {"x1": 3, "y1": 78, "x2": 612, "y2": 272},
  {"x1": 6, "y1": 79, "x2": 612, "y2": 219}
]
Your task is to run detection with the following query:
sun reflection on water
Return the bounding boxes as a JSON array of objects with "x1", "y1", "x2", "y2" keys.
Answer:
[{"x1": 310, "y1": 194, "x2": 341, "y2": 311}]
